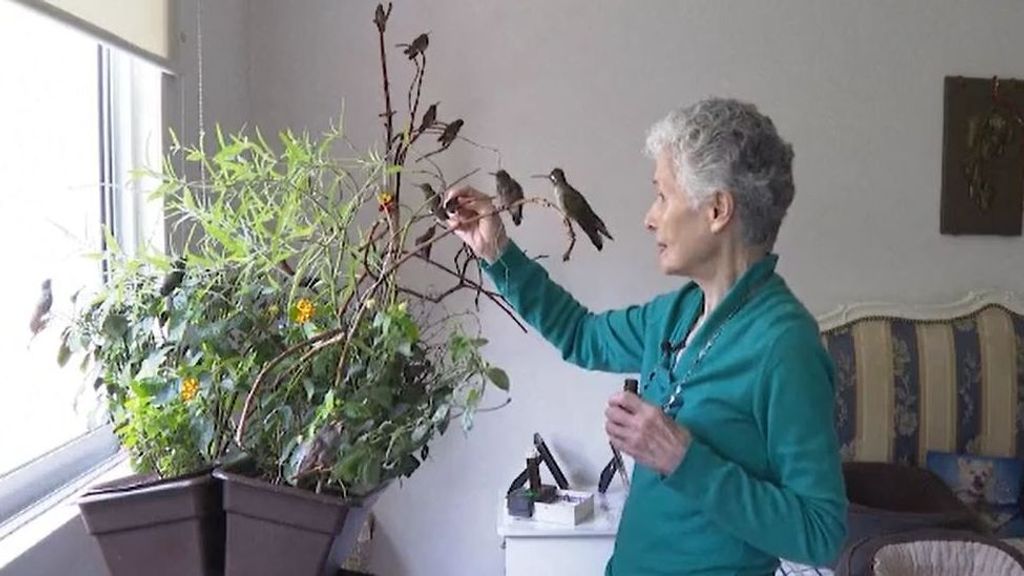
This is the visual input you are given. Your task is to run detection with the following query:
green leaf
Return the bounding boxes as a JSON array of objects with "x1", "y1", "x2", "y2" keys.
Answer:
[
  {"x1": 485, "y1": 367, "x2": 510, "y2": 391},
  {"x1": 343, "y1": 401, "x2": 369, "y2": 421},
  {"x1": 137, "y1": 348, "x2": 168, "y2": 380},
  {"x1": 153, "y1": 380, "x2": 179, "y2": 405},
  {"x1": 276, "y1": 405, "x2": 294, "y2": 431},
  {"x1": 168, "y1": 310, "x2": 188, "y2": 341},
  {"x1": 302, "y1": 322, "x2": 319, "y2": 339},
  {"x1": 361, "y1": 453, "x2": 383, "y2": 487},
  {"x1": 368, "y1": 386, "x2": 392, "y2": 409},
  {"x1": 198, "y1": 418, "x2": 215, "y2": 452},
  {"x1": 56, "y1": 340, "x2": 72, "y2": 367},
  {"x1": 336, "y1": 446, "x2": 366, "y2": 480},
  {"x1": 102, "y1": 314, "x2": 129, "y2": 339},
  {"x1": 103, "y1": 226, "x2": 122, "y2": 257},
  {"x1": 466, "y1": 387, "x2": 481, "y2": 407}
]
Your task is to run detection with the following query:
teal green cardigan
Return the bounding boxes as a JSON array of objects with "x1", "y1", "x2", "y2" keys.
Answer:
[{"x1": 482, "y1": 242, "x2": 847, "y2": 576}]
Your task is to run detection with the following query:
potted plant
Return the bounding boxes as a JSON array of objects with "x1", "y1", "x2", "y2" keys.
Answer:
[
  {"x1": 64, "y1": 4, "x2": 578, "y2": 575},
  {"x1": 61, "y1": 252, "x2": 268, "y2": 576},
  {"x1": 154, "y1": 4, "x2": 535, "y2": 574}
]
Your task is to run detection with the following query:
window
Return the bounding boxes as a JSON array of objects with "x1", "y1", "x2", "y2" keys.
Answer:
[{"x1": 0, "y1": 0, "x2": 164, "y2": 532}]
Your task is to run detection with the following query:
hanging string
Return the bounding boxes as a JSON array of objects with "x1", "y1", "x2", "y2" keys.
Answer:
[{"x1": 196, "y1": 0, "x2": 206, "y2": 184}]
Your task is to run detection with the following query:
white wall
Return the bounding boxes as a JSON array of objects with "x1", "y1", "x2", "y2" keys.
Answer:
[
  {"x1": 164, "y1": 0, "x2": 250, "y2": 250},
  {"x1": 237, "y1": 2, "x2": 1024, "y2": 575}
]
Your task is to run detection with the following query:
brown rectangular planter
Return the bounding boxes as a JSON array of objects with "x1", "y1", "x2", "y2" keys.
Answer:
[
  {"x1": 78, "y1": 469, "x2": 225, "y2": 576},
  {"x1": 213, "y1": 466, "x2": 381, "y2": 576}
]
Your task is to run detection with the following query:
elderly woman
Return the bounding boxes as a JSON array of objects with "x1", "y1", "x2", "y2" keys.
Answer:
[{"x1": 447, "y1": 98, "x2": 847, "y2": 575}]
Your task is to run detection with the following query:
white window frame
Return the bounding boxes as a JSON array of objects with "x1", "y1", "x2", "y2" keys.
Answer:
[{"x1": 0, "y1": 40, "x2": 164, "y2": 540}]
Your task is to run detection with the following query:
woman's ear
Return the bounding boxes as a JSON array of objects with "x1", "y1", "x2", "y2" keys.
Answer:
[{"x1": 707, "y1": 190, "x2": 736, "y2": 234}]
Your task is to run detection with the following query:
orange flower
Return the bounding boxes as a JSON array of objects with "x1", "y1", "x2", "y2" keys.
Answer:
[
  {"x1": 377, "y1": 191, "x2": 396, "y2": 214},
  {"x1": 181, "y1": 377, "x2": 200, "y2": 402},
  {"x1": 295, "y1": 298, "x2": 315, "y2": 324}
]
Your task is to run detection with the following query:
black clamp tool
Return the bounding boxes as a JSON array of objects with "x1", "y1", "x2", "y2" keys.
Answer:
[
  {"x1": 599, "y1": 378, "x2": 638, "y2": 494},
  {"x1": 506, "y1": 433, "x2": 570, "y2": 518}
]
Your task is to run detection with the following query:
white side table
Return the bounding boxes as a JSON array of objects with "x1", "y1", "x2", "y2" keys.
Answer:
[{"x1": 497, "y1": 488, "x2": 626, "y2": 576}]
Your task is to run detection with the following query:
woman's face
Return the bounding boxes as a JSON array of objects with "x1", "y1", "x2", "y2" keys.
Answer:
[{"x1": 644, "y1": 150, "x2": 716, "y2": 276}]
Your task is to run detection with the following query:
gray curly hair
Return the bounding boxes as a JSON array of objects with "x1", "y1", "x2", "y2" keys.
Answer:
[{"x1": 644, "y1": 98, "x2": 795, "y2": 248}]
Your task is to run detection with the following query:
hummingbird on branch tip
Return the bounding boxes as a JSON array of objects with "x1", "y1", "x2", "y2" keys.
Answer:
[
  {"x1": 398, "y1": 33, "x2": 429, "y2": 59},
  {"x1": 532, "y1": 168, "x2": 613, "y2": 251},
  {"x1": 373, "y1": 4, "x2": 390, "y2": 33}
]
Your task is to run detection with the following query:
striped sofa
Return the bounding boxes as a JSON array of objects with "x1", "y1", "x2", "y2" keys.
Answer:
[{"x1": 817, "y1": 292, "x2": 1024, "y2": 465}]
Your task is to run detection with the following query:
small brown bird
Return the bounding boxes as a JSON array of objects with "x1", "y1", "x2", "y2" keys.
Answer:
[
  {"x1": 418, "y1": 183, "x2": 447, "y2": 222},
  {"x1": 414, "y1": 225, "x2": 437, "y2": 259},
  {"x1": 491, "y1": 169, "x2": 524, "y2": 226},
  {"x1": 437, "y1": 119, "x2": 463, "y2": 148},
  {"x1": 419, "y1": 102, "x2": 438, "y2": 133},
  {"x1": 295, "y1": 422, "x2": 344, "y2": 479},
  {"x1": 159, "y1": 258, "x2": 186, "y2": 296},
  {"x1": 534, "y1": 168, "x2": 613, "y2": 251},
  {"x1": 399, "y1": 33, "x2": 429, "y2": 59},
  {"x1": 29, "y1": 279, "x2": 53, "y2": 335},
  {"x1": 373, "y1": 3, "x2": 389, "y2": 33}
]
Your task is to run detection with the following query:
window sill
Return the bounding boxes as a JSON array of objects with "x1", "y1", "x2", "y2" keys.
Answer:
[{"x1": 0, "y1": 452, "x2": 130, "y2": 570}]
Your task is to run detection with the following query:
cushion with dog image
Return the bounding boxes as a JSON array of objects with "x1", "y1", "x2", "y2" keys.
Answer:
[{"x1": 926, "y1": 451, "x2": 1024, "y2": 537}]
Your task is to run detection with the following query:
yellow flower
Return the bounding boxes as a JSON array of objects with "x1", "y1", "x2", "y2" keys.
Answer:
[
  {"x1": 295, "y1": 298, "x2": 315, "y2": 324},
  {"x1": 181, "y1": 377, "x2": 200, "y2": 402}
]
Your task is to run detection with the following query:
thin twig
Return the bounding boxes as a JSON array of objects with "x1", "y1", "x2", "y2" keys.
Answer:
[
  {"x1": 456, "y1": 135, "x2": 502, "y2": 167},
  {"x1": 377, "y1": 5, "x2": 394, "y2": 158},
  {"x1": 235, "y1": 327, "x2": 345, "y2": 444},
  {"x1": 412, "y1": 253, "x2": 527, "y2": 333},
  {"x1": 450, "y1": 397, "x2": 512, "y2": 420},
  {"x1": 446, "y1": 168, "x2": 480, "y2": 191},
  {"x1": 561, "y1": 216, "x2": 577, "y2": 262}
]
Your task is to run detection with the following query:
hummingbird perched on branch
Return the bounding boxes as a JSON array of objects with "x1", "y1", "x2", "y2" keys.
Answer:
[
  {"x1": 414, "y1": 225, "x2": 437, "y2": 259},
  {"x1": 29, "y1": 278, "x2": 53, "y2": 335},
  {"x1": 490, "y1": 169, "x2": 524, "y2": 226},
  {"x1": 418, "y1": 183, "x2": 447, "y2": 223},
  {"x1": 533, "y1": 168, "x2": 613, "y2": 252},
  {"x1": 418, "y1": 102, "x2": 438, "y2": 133},
  {"x1": 373, "y1": 3, "x2": 391, "y2": 33},
  {"x1": 295, "y1": 422, "x2": 344, "y2": 480},
  {"x1": 398, "y1": 33, "x2": 429, "y2": 59},
  {"x1": 159, "y1": 257, "x2": 187, "y2": 297},
  {"x1": 437, "y1": 119, "x2": 463, "y2": 148}
]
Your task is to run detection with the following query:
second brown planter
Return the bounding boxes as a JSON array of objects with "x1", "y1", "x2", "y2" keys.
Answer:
[{"x1": 214, "y1": 466, "x2": 381, "y2": 576}]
